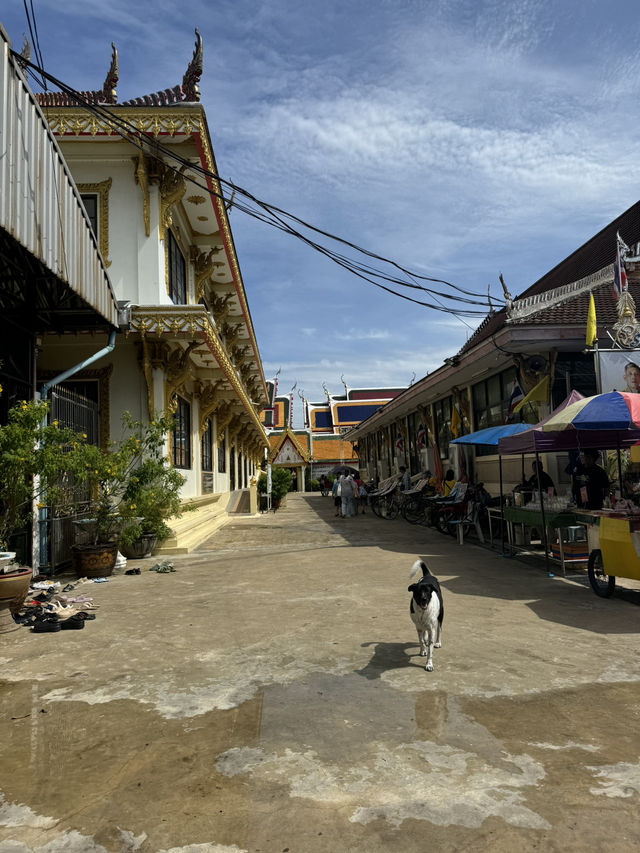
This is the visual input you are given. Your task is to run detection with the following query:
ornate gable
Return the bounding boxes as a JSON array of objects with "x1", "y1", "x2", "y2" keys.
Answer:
[{"x1": 270, "y1": 427, "x2": 310, "y2": 465}]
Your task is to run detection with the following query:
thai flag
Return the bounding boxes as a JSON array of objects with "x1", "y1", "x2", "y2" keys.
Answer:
[
  {"x1": 417, "y1": 422, "x2": 427, "y2": 449},
  {"x1": 613, "y1": 231, "x2": 629, "y2": 298},
  {"x1": 505, "y1": 377, "x2": 525, "y2": 423}
]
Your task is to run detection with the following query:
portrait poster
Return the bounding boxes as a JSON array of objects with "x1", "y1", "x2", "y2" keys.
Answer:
[{"x1": 596, "y1": 350, "x2": 640, "y2": 394}]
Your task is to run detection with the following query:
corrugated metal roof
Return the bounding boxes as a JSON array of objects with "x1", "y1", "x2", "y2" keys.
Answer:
[{"x1": 0, "y1": 31, "x2": 118, "y2": 328}]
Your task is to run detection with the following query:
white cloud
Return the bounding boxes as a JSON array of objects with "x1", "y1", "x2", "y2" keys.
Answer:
[{"x1": 6, "y1": 0, "x2": 640, "y2": 424}]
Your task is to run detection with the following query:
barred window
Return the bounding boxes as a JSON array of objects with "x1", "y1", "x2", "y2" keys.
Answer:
[{"x1": 172, "y1": 396, "x2": 191, "y2": 469}]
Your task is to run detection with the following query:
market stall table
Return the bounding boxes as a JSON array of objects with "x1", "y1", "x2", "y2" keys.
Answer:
[{"x1": 502, "y1": 505, "x2": 588, "y2": 576}]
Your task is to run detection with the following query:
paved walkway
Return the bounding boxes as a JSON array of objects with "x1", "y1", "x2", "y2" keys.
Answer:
[{"x1": 1, "y1": 494, "x2": 639, "y2": 852}]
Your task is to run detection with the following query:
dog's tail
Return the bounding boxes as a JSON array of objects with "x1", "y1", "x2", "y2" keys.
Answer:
[{"x1": 409, "y1": 558, "x2": 430, "y2": 580}]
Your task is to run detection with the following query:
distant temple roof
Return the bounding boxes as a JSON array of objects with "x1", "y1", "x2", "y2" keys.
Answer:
[{"x1": 35, "y1": 30, "x2": 203, "y2": 108}]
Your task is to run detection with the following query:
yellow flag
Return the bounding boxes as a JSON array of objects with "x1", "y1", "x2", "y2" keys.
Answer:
[
  {"x1": 450, "y1": 405, "x2": 461, "y2": 438},
  {"x1": 513, "y1": 375, "x2": 549, "y2": 413},
  {"x1": 586, "y1": 292, "x2": 597, "y2": 347}
]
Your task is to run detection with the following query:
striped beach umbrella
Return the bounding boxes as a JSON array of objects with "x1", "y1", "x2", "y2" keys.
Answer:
[{"x1": 541, "y1": 391, "x2": 640, "y2": 432}]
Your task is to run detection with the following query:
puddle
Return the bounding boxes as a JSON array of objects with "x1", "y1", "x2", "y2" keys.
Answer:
[{"x1": 2, "y1": 670, "x2": 639, "y2": 848}]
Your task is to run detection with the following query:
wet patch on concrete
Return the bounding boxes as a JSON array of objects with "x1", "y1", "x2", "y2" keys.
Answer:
[{"x1": 215, "y1": 673, "x2": 551, "y2": 830}]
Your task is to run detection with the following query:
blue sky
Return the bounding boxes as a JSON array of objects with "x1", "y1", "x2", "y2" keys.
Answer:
[{"x1": 4, "y1": 0, "x2": 640, "y2": 425}]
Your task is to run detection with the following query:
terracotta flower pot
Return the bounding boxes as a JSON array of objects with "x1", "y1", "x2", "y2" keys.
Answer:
[
  {"x1": 0, "y1": 567, "x2": 33, "y2": 633},
  {"x1": 71, "y1": 543, "x2": 118, "y2": 578}
]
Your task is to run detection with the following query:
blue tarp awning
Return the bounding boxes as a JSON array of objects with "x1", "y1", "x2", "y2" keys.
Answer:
[{"x1": 450, "y1": 423, "x2": 532, "y2": 446}]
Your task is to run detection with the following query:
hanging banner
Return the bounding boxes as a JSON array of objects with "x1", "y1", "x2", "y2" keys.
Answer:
[{"x1": 596, "y1": 349, "x2": 640, "y2": 394}]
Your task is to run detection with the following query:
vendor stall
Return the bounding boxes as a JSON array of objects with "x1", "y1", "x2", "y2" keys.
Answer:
[
  {"x1": 451, "y1": 423, "x2": 531, "y2": 549},
  {"x1": 502, "y1": 504, "x2": 588, "y2": 576},
  {"x1": 537, "y1": 391, "x2": 640, "y2": 596}
]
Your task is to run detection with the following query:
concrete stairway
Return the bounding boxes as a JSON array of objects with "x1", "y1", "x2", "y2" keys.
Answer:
[
  {"x1": 227, "y1": 489, "x2": 251, "y2": 514},
  {"x1": 154, "y1": 493, "x2": 230, "y2": 555}
]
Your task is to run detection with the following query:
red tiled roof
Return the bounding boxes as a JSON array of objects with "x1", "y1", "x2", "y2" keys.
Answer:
[
  {"x1": 509, "y1": 277, "x2": 640, "y2": 327},
  {"x1": 37, "y1": 90, "x2": 116, "y2": 107}
]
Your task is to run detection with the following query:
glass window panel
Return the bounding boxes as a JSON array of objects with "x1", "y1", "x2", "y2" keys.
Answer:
[
  {"x1": 168, "y1": 232, "x2": 187, "y2": 305},
  {"x1": 172, "y1": 396, "x2": 191, "y2": 469}
]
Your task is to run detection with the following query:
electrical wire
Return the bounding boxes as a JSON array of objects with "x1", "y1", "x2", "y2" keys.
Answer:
[{"x1": 16, "y1": 51, "x2": 504, "y2": 317}]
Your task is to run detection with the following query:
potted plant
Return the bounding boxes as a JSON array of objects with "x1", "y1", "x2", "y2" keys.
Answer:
[
  {"x1": 117, "y1": 414, "x2": 188, "y2": 559},
  {"x1": 69, "y1": 412, "x2": 187, "y2": 573},
  {"x1": 0, "y1": 400, "x2": 82, "y2": 555},
  {"x1": 68, "y1": 429, "x2": 136, "y2": 577},
  {"x1": 0, "y1": 399, "x2": 84, "y2": 616},
  {"x1": 257, "y1": 468, "x2": 292, "y2": 511}
]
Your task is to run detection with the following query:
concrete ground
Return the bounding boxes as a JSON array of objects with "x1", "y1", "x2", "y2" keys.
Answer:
[{"x1": 1, "y1": 493, "x2": 639, "y2": 852}]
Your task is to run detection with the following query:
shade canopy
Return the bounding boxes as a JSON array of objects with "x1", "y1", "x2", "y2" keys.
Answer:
[
  {"x1": 450, "y1": 423, "x2": 531, "y2": 446},
  {"x1": 499, "y1": 427, "x2": 640, "y2": 455},
  {"x1": 541, "y1": 391, "x2": 640, "y2": 431},
  {"x1": 498, "y1": 391, "x2": 585, "y2": 454}
]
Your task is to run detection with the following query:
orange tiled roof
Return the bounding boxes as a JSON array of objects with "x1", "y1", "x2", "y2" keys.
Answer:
[{"x1": 311, "y1": 437, "x2": 358, "y2": 462}]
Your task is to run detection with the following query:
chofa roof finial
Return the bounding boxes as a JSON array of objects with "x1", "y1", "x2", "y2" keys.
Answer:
[
  {"x1": 182, "y1": 28, "x2": 203, "y2": 102},
  {"x1": 102, "y1": 43, "x2": 118, "y2": 104}
]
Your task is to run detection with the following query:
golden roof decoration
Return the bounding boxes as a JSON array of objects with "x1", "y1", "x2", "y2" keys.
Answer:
[{"x1": 269, "y1": 427, "x2": 311, "y2": 464}]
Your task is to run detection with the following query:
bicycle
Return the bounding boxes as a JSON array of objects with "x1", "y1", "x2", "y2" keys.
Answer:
[{"x1": 371, "y1": 488, "x2": 401, "y2": 520}]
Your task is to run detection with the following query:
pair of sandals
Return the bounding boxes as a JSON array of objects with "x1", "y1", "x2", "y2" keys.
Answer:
[
  {"x1": 46, "y1": 601, "x2": 98, "y2": 619},
  {"x1": 31, "y1": 611, "x2": 94, "y2": 632}
]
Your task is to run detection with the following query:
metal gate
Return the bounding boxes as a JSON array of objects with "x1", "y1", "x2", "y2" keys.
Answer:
[
  {"x1": 50, "y1": 385, "x2": 99, "y2": 445},
  {"x1": 41, "y1": 385, "x2": 99, "y2": 572}
]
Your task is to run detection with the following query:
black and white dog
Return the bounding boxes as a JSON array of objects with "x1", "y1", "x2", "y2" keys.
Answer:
[{"x1": 408, "y1": 559, "x2": 444, "y2": 672}]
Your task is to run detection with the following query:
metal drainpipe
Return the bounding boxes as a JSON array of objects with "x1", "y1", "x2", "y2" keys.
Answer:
[{"x1": 36, "y1": 330, "x2": 117, "y2": 573}]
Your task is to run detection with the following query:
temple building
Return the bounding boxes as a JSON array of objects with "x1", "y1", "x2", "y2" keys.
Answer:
[
  {"x1": 348, "y1": 201, "x2": 640, "y2": 495},
  {"x1": 2, "y1": 28, "x2": 268, "y2": 566},
  {"x1": 261, "y1": 378, "x2": 404, "y2": 487}
]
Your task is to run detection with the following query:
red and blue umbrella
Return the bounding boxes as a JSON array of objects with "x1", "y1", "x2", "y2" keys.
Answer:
[{"x1": 541, "y1": 391, "x2": 640, "y2": 431}]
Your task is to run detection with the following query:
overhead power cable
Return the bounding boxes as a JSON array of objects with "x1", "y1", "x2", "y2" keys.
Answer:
[{"x1": 16, "y1": 51, "x2": 504, "y2": 317}]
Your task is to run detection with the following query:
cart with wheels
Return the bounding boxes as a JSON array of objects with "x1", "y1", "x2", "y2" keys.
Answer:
[{"x1": 576, "y1": 510, "x2": 640, "y2": 597}]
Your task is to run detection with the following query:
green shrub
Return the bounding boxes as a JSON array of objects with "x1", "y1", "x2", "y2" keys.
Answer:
[{"x1": 256, "y1": 467, "x2": 292, "y2": 501}]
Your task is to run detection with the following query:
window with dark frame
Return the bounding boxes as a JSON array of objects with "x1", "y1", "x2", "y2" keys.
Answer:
[
  {"x1": 472, "y1": 367, "x2": 517, "y2": 432},
  {"x1": 168, "y1": 231, "x2": 187, "y2": 305},
  {"x1": 172, "y1": 396, "x2": 191, "y2": 469},
  {"x1": 433, "y1": 396, "x2": 452, "y2": 459},
  {"x1": 80, "y1": 194, "x2": 98, "y2": 239},
  {"x1": 218, "y1": 433, "x2": 226, "y2": 473},
  {"x1": 201, "y1": 418, "x2": 213, "y2": 472},
  {"x1": 472, "y1": 366, "x2": 518, "y2": 457}
]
